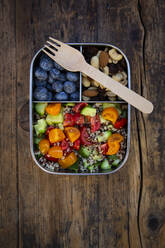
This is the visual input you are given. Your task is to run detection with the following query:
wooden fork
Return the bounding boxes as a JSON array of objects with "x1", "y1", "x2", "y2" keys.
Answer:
[{"x1": 43, "y1": 37, "x2": 153, "y2": 114}]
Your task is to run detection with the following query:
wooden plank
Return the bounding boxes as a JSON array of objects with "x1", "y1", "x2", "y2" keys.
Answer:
[
  {"x1": 0, "y1": 0, "x2": 18, "y2": 247},
  {"x1": 15, "y1": 0, "x2": 165, "y2": 248},
  {"x1": 137, "y1": 0, "x2": 165, "y2": 247}
]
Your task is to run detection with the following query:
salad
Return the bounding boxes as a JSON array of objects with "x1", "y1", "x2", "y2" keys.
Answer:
[{"x1": 33, "y1": 102, "x2": 128, "y2": 173}]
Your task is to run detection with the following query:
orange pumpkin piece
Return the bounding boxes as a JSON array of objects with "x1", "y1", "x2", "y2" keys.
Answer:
[
  {"x1": 106, "y1": 142, "x2": 120, "y2": 155},
  {"x1": 49, "y1": 128, "x2": 65, "y2": 143},
  {"x1": 102, "y1": 107, "x2": 119, "y2": 124},
  {"x1": 39, "y1": 139, "x2": 50, "y2": 155},
  {"x1": 58, "y1": 152, "x2": 77, "y2": 168},
  {"x1": 48, "y1": 146, "x2": 63, "y2": 158},
  {"x1": 108, "y1": 133, "x2": 124, "y2": 145},
  {"x1": 46, "y1": 103, "x2": 61, "y2": 115},
  {"x1": 65, "y1": 127, "x2": 80, "y2": 143}
]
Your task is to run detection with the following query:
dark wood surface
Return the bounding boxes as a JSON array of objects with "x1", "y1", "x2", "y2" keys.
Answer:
[{"x1": 0, "y1": 0, "x2": 165, "y2": 247}]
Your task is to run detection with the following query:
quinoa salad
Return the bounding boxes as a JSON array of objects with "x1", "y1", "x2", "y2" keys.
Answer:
[{"x1": 33, "y1": 102, "x2": 128, "y2": 173}]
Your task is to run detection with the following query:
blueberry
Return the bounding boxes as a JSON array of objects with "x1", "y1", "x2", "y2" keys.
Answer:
[
  {"x1": 35, "y1": 80, "x2": 47, "y2": 87},
  {"x1": 54, "y1": 61, "x2": 64, "y2": 71},
  {"x1": 52, "y1": 81, "x2": 63, "y2": 92},
  {"x1": 64, "y1": 81, "x2": 76, "y2": 94},
  {"x1": 47, "y1": 91, "x2": 53, "y2": 101},
  {"x1": 34, "y1": 67, "x2": 47, "y2": 81},
  {"x1": 49, "y1": 68, "x2": 60, "y2": 79},
  {"x1": 56, "y1": 73, "x2": 66, "y2": 82},
  {"x1": 46, "y1": 83, "x2": 52, "y2": 91},
  {"x1": 70, "y1": 92, "x2": 79, "y2": 101},
  {"x1": 55, "y1": 92, "x2": 68, "y2": 101},
  {"x1": 48, "y1": 75, "x2": 54, "y2": 84},
  {"x1": 39, "y1": 56, "x2": 53, "y2": 71},
  {"x1": 66, "y1": 72, "x2": 79, "y2": 82},
  {"x1": 33, "y1": 87, "x2": 48, "y2": 101}
]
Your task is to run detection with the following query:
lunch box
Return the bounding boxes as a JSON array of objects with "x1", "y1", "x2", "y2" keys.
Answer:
[{"x1": 30, "y1": 43, "x2": 131, "y2": 175}]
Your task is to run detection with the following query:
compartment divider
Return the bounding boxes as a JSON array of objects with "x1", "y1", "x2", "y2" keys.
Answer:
[{"x1": 79, "y1": 45, "x2": 83, "y2": 102}]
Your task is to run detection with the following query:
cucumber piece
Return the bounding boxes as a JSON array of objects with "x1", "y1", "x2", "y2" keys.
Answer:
[
  {"x1": 112, "y1": 159, "x2": 121, "y2": 166},
  {"x1": 100, "y1": 159, "x2": 111, "y2": 170},
  {"x1": 34, "y1": 119, "x2": 47, "y2": 136},
  {"x1": 102, "y1": 103, "x2": 122, "y2": 115},
  {"x1": 93, "y1": 154, "x2": 103, "y2": 161},
  {"x1": 79, "y1": 146, "x2": 91, "y2": 158},
  {"x1": 46, "y1": 113, "x2": 63, "y2": 125},
  {"x1": 35, "y1": 103, "x2": 48, "y2": 116},
  {"x1": 88, "y1": 165, "x2": 94, "y2": 172},
  {"x1": 108, "y1": 154, "x2": 118, "y2": 160},
  {"x1": 97, "y1": 130, "x2": 112, "y2": 142},
  {"x1": 65, "y1": 103, "x2": 75, "y2": 106},
  {"x1": 81, "y1": 106, "x2": 96, "y2": 117}
]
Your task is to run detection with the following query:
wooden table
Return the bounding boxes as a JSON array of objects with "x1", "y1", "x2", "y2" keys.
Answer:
[{"x1": 0, "y1": 0, "x2": 164, "y2": 247}]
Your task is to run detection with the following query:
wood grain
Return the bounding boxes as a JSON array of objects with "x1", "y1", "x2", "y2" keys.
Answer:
[
  {"x1": 0, "y1": 0, "x2": 164, "y2": 247},
  {"x1": 0, "y1": 0, "x2": 18, "y2": 247}
]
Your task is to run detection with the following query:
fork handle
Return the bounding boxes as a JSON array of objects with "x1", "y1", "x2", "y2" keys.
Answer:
[{"x1": 81, "y1": 63, "x2": 153, "y2": 114}]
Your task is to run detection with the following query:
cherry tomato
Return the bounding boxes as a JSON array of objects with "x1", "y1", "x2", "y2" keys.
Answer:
[
  {"x1": 114, "y1": 118, "x2": 127, "y2": 129},
  {"x1": 108, "y1": 133, "x2": 124, "y2": 144},
  {"x1": 48, "y1": 146, "x2": 63, "y2": 158},
  {"x1": 49, "y1": 128, "x2": 65, "y2": 143},
  {"x1": 101, "y1": 143, "x2": 109, "y2": 155},
  {"x1": 61, "y1": 139, "x2": 69, "y2": 151},
  {"x1": 46, "y1": 103, "x2": 61, "y2": 115},
  {"x1": 80, "y1": 127, "x2": 92, "y2": 145},
  {"x1": 91, "y1": 114, "x2": 101, "y2": 133},
  {"x1": 65, "y1": 127, "x2": 80, "y2": 143},
  {"x1": 39, "y1": 139, "x2": 50, "y2": 155},
  {"x1": 106, "y1": 142, "x2": 120, "y2": 155},
  {"x1": 102, "y1": 107, "x2": 119, "y2": 124},
  {"x1": 72, "y1": 103, "x2": 88, "y2": 113},
  {"x1": 63, "y1": 113, "x2": 75, "y2": 127},
  {"x1": 58, "y1": 152, "x2": 77, "y2": 168},
  {"x1": 73, "y1": 139, "x2": 80, "y2": 150}
]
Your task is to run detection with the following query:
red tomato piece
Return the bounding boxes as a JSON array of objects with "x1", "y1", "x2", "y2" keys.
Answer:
[
  {"x1": 80, "y1": 127, "x2": 92, "y2": 145},
  {"x1": 73, "y1": 139, "x2": 80, "y2": 150},
  {"x1": 91, "y1": 114, "x2": 101, "y2": 133},
  {"x1": 72, "y1": 103, "x2": 88, "y2": 113},
  {"x1": 73, "y1": 113, "x2": 84, "y2": 125},
  {"x1": 101, "y1": 143, "x2": 109, "y2": 155},
  {"x1": 61, "y1": 139, "x2": 69, "y2": 151},
  {"x1": 63, "y1": 113, "x2": 75, "y2": 127},
  {"x1": 114, "y1": 118, "x2": 127, "y2": 129},
  {"x1": 44, "y1": 154, "x2": 58, "y2": 162}
]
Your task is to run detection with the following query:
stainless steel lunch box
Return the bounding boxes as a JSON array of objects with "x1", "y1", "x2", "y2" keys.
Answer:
[{"x1": 30, "y1": 43, "x2": 131, "y2": 175}]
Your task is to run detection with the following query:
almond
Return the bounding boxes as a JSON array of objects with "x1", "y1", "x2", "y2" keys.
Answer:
[
  {"x1": 83, "y1": 89, "x2": 98, "y2": 97},
  {"x1": 99, "y1": 51, "x2": 109, "y2": 67}
]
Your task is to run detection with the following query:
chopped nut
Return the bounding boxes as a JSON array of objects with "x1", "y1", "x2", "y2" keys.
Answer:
[
  {"x1": 90, "y1": 56, "x2": 99, "y2": 69},
  {"x1": 82, "y1": 77, "x2": 91, "y2": 87},
  {"x1": 112, "y1": 72, "x2": 124, "y2": 82},
  {"x1": 106, "y1": 90, "x2": 116, "y2": 97},
  {"x1": 109, "y1": 48, "x2": 123, "y2": 61},
  {"x1": 91, "y1": 80, "x2": 100, "y2": 87},
  {"x1": 99, "y1": 51, "x2": 109, "y2": 67},
  {"x1": 109, "y1": 58, "x2": 113, "y2": 63},
  {"x1": 103, "y1": 66, "x2": 109, "y2": 75},
  {"x1": 82, "y1": 95, "x2": 90, "y2": 101},
  {"x1": 121, "y1": 71, "x2": 127, "y2": 79},
  {"x1": 83, "y1": 89, "x2": 98, "y2": 97},
  {"x1": 112, "y1": 60, "x2": 118, "y2": 64}
]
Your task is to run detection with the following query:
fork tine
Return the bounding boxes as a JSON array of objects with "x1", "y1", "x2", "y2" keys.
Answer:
[
  {"x1": 42, "y1": 48, "x2": 55, "y2": 60},
  {"x1": 49, "y1": 37, "x2": 63, "y2": 46},
  {"x1": 46, "y1": 40, "x2": 59, "y2": 50},
  {"x1": 44, "y1": 45, "x2": 57, "y2": 54}
]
